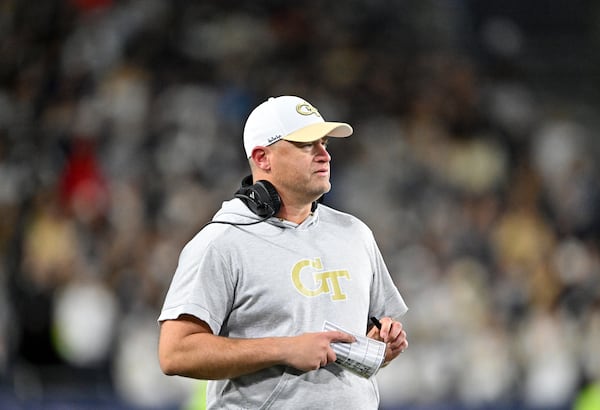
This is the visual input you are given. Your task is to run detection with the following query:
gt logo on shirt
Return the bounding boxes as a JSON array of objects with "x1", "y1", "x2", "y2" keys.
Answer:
[{"x1": 291, "y1": 258, "x2": 350, "y2": 301}]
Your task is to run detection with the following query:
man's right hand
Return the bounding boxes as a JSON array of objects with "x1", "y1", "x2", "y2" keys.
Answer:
[{"x1": 282, "y1": 331, "x2": 355, "y2": 372}]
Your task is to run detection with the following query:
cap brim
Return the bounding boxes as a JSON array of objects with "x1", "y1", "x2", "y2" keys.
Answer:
[{"x1": 282, "y1": 122, "x2": 353, "y2": 142}]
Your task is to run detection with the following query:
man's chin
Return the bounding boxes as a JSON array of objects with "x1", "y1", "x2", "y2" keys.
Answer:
[{"x1": 315, "y1": 183, "x2": 331, "y2": 198}]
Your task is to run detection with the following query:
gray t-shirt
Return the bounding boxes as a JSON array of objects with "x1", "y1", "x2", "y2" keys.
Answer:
[{"x1": 159, "y1": 199, "x2": 408, "y2": 409}]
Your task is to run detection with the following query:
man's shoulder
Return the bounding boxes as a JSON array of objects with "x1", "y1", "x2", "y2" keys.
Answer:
[{"x1": 317, "y1": 204, "x2": 371, "y2": 232}]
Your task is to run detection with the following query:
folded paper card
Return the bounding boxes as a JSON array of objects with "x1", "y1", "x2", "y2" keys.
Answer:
[{"x1": 323, "y1": 320, "x2": 386, "y2": 378}]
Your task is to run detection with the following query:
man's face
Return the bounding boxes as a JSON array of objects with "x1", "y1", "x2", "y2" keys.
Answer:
[{"x1": 268, "y1": 137, "x2": 332, "y2": 204}]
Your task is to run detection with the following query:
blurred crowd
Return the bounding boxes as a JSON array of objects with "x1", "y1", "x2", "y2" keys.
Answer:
[{"x1": 1, "y1": 0, "x2": 600, "y2": 409}]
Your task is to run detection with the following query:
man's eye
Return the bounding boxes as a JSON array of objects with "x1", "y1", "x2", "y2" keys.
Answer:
[{"x1": 293, "y1": 140, "x2": 327, "y2": 149}]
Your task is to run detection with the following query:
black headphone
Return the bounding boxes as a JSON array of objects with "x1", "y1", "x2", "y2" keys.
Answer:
[
  {"x1": 204, "y1": 176, "x2": 320, "y2": 228},
  {"x1": 234, "y1": 175, "x2": 281, "y2": 218}
]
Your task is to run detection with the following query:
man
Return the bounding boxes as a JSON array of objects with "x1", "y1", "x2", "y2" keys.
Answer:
[{"x1": 158, "y1": 95, "x2": 408, "y2": 409}]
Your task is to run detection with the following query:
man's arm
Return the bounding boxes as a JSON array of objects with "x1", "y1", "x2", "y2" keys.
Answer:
[{"x1": 158, "y1": 314, "x2": 355, "y2": 380}]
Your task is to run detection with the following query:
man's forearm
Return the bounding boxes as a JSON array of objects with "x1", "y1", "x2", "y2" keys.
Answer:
[{"x1": 159, "y1": 331, "x2": 287, "y2": 380}]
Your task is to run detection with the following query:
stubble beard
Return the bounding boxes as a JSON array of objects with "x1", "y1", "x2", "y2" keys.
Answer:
[{"x1": 286, "y1": 176, "x2": 331, "y2": 205}]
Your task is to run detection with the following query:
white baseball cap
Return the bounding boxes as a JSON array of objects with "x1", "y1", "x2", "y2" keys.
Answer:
[{"x1": 243, "y1": 95, "x2": 353, "y2": 158}]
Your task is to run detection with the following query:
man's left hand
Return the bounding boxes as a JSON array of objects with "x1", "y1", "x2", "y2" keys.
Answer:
[{"x1": 366, "y1": 317, "x2": 408, "y2": 365}]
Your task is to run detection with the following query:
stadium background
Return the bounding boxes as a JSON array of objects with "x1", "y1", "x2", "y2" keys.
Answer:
[{"x1": 1, "y1": 0, "x2": 600, "y2": 409}]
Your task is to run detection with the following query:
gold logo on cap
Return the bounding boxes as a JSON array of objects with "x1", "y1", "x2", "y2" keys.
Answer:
[{"x1": 296, "y1": 103, "x2": 321, "y2": 117}]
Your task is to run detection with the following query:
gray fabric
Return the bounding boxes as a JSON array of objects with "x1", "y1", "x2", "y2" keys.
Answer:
[{"x1": 159, "y1": 199, "x2": 408, "y2": 409}]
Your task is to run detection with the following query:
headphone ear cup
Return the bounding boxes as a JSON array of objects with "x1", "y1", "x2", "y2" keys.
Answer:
[
  {"x1": 235, "y1": 179, "x2": 281, "y2": 217},
  {"x1": 255, "y1": 180, "x2": 281, "y2": 216}
]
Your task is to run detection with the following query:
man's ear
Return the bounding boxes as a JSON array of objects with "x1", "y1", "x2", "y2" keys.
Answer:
[{"x1": 250, "y1": 147, "x2": 271, "y2": 171}]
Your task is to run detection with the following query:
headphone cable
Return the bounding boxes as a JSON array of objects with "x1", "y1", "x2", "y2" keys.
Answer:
[{"x1": 201, "y1": 194, "x2": 275, "y2": 228}]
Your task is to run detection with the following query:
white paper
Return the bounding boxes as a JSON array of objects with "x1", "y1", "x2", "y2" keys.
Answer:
[{"x1": 323, "y1": 320, "x2": 386, "y2": 378}]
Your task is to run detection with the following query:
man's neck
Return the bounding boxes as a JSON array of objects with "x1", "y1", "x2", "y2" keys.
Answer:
[{"x1": 276, "y1": 202, "x2": 314, "y2": 224}]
